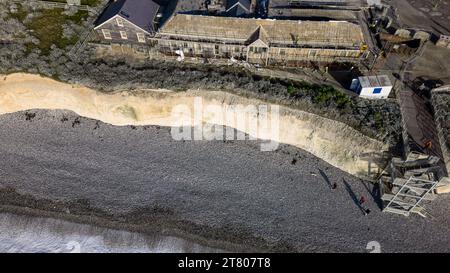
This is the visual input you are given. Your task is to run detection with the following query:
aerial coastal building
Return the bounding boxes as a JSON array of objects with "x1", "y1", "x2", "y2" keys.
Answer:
[
  {"x1": 93, "y1": 0, "x2": 368, "y2": 66},
  {"x1": 350, "y1": 75, "x2": 393, "y2": 99},
  {"x1": 93, "y1": 0, "x2": 162, "y2": 44},
  {"x1": 155, "y1": 14, "x2": 366, "y2": 66}
]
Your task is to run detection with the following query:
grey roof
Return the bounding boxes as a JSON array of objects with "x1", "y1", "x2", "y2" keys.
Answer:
[
  {"x1": 358, "y1": 75, "x2": 392, "y2": 88},
  {"x1": 227, "y1": 4, "x2": 249, "y2": 17},
  {"x1": 226, "y1": 0, "x2": 251, "y2": 12},
  {"x1": 94, "y1": 0, "x2": 160, "y2": 33}
]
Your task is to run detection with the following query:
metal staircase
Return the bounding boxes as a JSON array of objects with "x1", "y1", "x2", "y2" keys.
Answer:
[
  {"x1": 381, "y1": 176, "x2": 439, "y2": 217},
  {"x1": 379, "y1": 155, "x2": 445, "y2": 217}
]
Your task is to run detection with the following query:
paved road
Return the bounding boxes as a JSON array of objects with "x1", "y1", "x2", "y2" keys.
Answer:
[{"x1": 1, "y1": 110, "x2": 450, "y2": 252}]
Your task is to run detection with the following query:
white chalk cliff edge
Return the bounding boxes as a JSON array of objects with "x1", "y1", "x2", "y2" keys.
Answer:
[{"x1": 0, "y1": 73, "x2": 387, "y2": 176}]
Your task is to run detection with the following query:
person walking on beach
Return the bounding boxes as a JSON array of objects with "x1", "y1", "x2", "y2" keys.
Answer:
[
  {"x1": 359, "y1": 195, "x2": 371, "y2": 216},
  {"x1": 359, "y1": 196, "x2": 366, "y2": 205}
]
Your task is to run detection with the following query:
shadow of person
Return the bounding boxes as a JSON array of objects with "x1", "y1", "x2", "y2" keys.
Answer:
[
  {"x1": 360, "y1": 180, "x2": 383, "y2": 210},
  {"x1": 342, "y1": 178, "x2": 366, "y2": 215},
  {"x1": 319, "y1": 169, "x2": 332, "y2": 189}
]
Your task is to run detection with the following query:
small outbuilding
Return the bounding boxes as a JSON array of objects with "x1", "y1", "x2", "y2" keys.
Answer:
[{"x1": 350, "y1": 75, "x2": 393, "y2": 99}]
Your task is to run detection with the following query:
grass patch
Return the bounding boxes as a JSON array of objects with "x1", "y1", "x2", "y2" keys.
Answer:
[
  {"x1": 313, "y1": 86, "x2": 334, "y2": 103},
  {"x1": 287, "y1": 84, "x2": 298, "y2": 95},
  {"x1": 312, "y1": 86, "x2": 351, "y2": 108},
  {"x1": 68, "y1": 10, "x2": 89, "y2": 24},
  {"x1": 286, "y1": 81, "x2": 352, "y2": 109},
  {"x1": 374, "y1": 111, "x2": 384, "y2": 131},
  {"x1": 8, "y1": 3, "x2": 28, "y2": 21},
  {"x1": 46, "y1": 0, "x2": 100, "y2": 6},
  {"x1": 80, "y1": 0, "x2": 100, "y2": 5},
  {"x1": 25, "y1": 8, "x2": 88, "y2": 55},
  {"x1": 333, "y1": 91, "x2": 351, "y2": 108}
]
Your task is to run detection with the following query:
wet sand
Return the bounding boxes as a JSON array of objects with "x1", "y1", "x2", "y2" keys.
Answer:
[{"x1": 1, "y1": 110, "x2": 450, "y2": 252}]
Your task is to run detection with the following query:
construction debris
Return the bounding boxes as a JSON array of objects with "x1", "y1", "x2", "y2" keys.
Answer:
[
  {"x1": 378, "y1": 155, "x2": 448, "y2": 217},
  {"x1": 175, "y1": 49, "x2": 185, "y2": 62},
  {"x1": 436, "y1": 35, "x2": 450, "y2": 49},
  {"x1": 435, "y1": 179, "x2": 450, "y2": 195}
]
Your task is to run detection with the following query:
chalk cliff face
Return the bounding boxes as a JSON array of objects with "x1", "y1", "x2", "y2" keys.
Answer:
[{"x1": 0, "y1": 73, "x2": 386, "y2": 176}]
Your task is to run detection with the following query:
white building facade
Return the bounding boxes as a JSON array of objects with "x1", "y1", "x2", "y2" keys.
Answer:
[{"x1": 351, "y1": 75, "x2": 393, "y2": 99}]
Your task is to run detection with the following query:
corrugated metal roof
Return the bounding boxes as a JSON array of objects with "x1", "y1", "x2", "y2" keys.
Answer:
[
  {"x1": 358, "y1": 75, "x2": 392, "y2": 88},
  {"x1": 358, "y1": 76, "x2": 371, "y2": 88},
  {"x1": 377, "y1": 75, "x2": 392, "y2": 86}
]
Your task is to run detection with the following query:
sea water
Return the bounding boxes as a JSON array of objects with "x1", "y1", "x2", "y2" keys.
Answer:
[{"x1": 0, "y1": 213, "x2": 222, "y2": 253}]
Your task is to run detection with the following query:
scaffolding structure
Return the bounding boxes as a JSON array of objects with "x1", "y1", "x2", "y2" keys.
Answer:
[
  {"x1": 287, "y1": 0, "x2": 362, "y2": 9},
  {"x1": 288, "y1": 0, "x2": 349, "y2": 7},
  {"x1": 157, "y1": 14, "x2": 365, "y2": 49},
  {"x1": 153, "y1": 14, "x2": 366, "y2": 66},
  {"x1": 378, "y1": 156, "x2": 446, "y2": 217}
]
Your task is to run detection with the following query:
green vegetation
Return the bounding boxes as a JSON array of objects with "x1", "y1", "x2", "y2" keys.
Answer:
[
  {"x1": 80, "y1": 0, "x2": 100, "y2": 5},
  {"x1": 47, "y1": 0, "x2": 100, "y2": 6},
  {"x1": 287, "y1": 84, "x2": 298, "y2": 95},
  {"x1": 115, "y1": 105, "x2": 138, "y2": 120},
  {"x1": 286, "y1": 82, "x2": 351, "y2": 108},
  {"x1": 374, "y1": 111, "x2": 384, "y2": 131},
  {"x1": 7, "y1": 2, "x2": 92, "y2": 55},
  {"x1": 8, "y1": 4, "x2": 28, "y2": 21},
  {"x1": 313, "y1": 86, "x2": 335, "y2": 103},
  {"x1": 68, "y1": 9, "x2": 89, "y2": 24},
  {"x1": 333, "y1": 91, "x2": 351, "y2": 109},
  {"x1": 24, "y1": 8, "x2": 88, "y2": 55}
]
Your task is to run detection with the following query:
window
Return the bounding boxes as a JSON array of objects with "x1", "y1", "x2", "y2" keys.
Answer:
[
  {"x1": 252, "y1": 47, "x2": 266, "y2": 54},
  {"x1": 116, "y1": 17, "x2": 124, "y2": 27},
  {"x1": 120, "y1": 31, "x2": 127, "y2": 39},
  {"x1": 102, "y1": 29, "x2": 112, "y2": 40},
  {"x1": 373, "y1": 88, "x2": 382, "y2": 94},
  {"x1": 136, "y1": 33, "x2": 145, "y2": 43}
]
